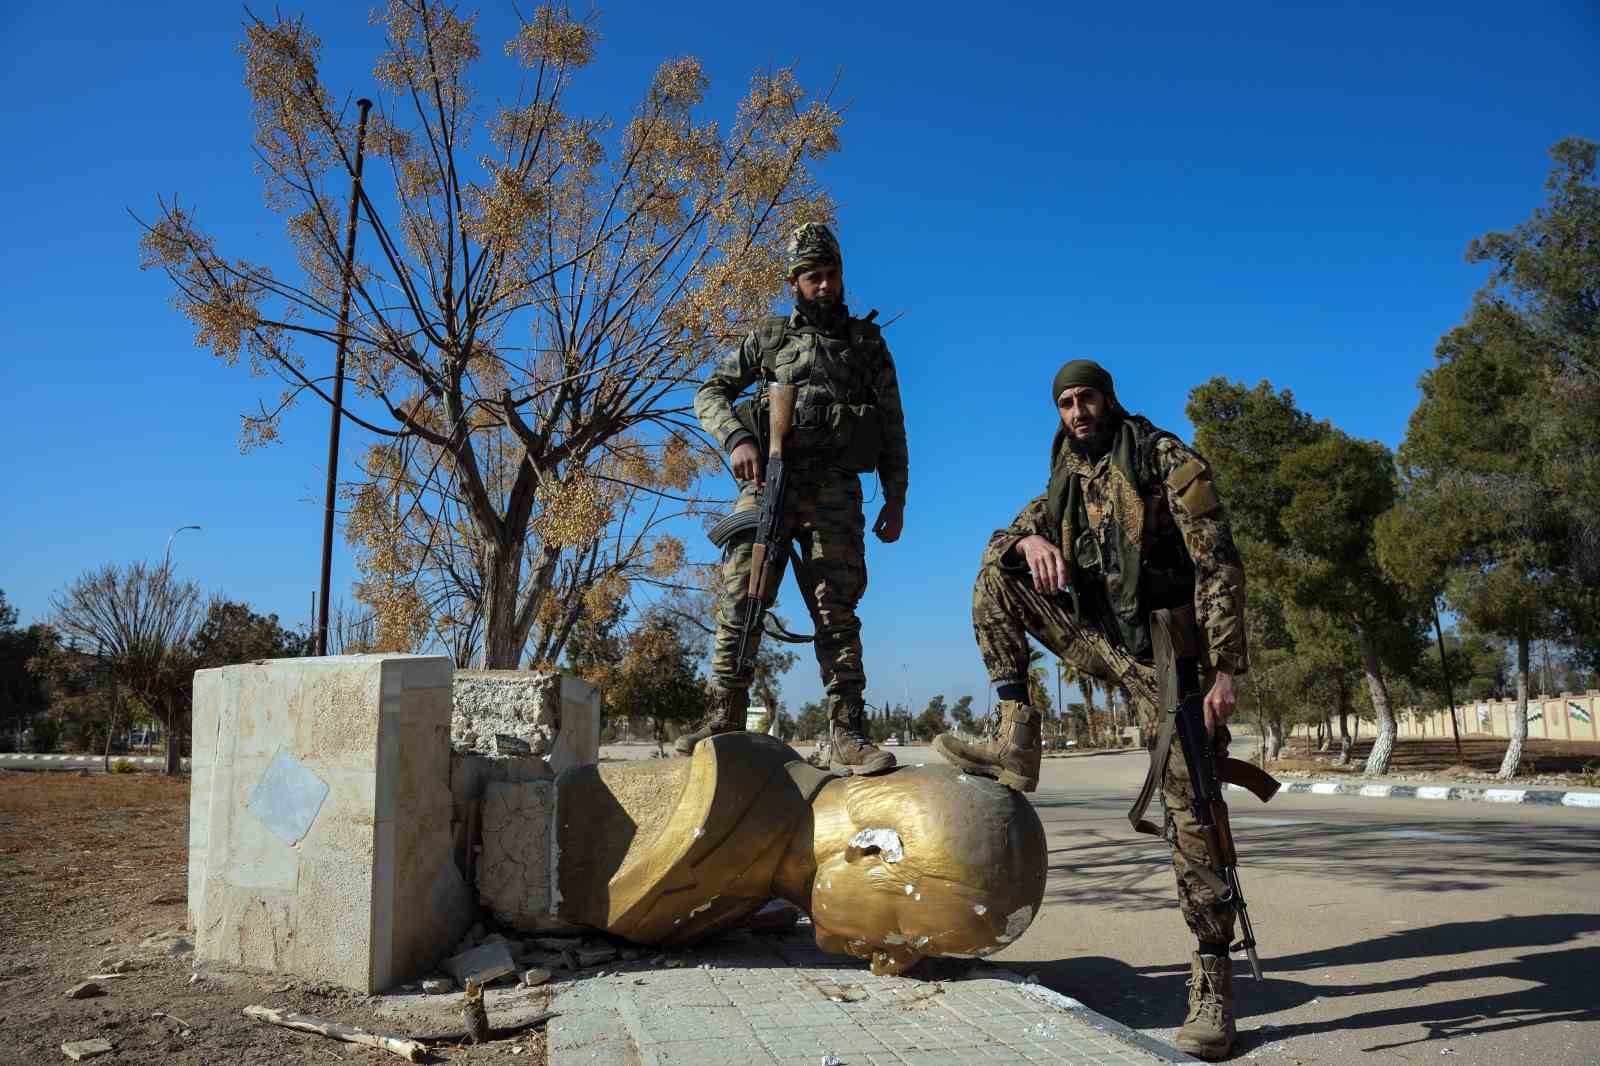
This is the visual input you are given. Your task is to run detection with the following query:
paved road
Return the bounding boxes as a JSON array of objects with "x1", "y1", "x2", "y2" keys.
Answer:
[{"x1": 979, "y1": 745, "x2": 1600, "y2": 1065}]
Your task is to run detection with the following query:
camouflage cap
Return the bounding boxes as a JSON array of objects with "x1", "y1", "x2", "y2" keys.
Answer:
[{"x1": 787, "y1": 222, "x2": 842, "y2": 277}]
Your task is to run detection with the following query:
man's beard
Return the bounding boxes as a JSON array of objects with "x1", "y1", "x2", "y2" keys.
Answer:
[
  {"x1": 796, "y1": 291, "x2": 848, "y2": 332},
  {"x1": 1064, "y1": 408, "x2": 1123, "y2": 460}
]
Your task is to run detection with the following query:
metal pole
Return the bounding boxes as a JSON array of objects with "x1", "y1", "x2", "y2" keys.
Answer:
[
  {"x1": 163, "y1": 524, "x2": 201, "y2": 570},
  {"x1": 315, "y1": 97, "x2": 374, "y2": 657}
]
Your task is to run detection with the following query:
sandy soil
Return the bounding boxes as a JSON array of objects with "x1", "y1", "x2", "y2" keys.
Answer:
[
  {"x1": 0, "y1": 770, "x2": 550, "y2": 1064},
  {"x1": 1269, "y1": 734, "x2": 1600, "y2": 784}
]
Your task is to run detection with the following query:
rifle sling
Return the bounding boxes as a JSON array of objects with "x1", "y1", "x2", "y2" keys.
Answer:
[{"x1": 1128, "y1": 701, "x2": 1177, "y2": 838}]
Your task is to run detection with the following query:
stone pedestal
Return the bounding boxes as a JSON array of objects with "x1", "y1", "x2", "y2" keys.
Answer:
[{"x1": 188, "y1": 655, "x2": 473, "y2": 992}]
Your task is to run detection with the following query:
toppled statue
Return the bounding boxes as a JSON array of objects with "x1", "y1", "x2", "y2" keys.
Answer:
[{"x1": 548, "y1": 732, "x2": 1047, "y2": 975}]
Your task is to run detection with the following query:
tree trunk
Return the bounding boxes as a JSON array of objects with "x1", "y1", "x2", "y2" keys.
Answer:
[
  {"x1": 163, "y1": 700, "x2": 181, "y2": 775},
  {"x1": 480, "y1": 540, "x2": 527, "y2": 669},
  {"x1": 1265, "y1": 715, "x2": 1284, "y2": 761},
  {"x1": 1336, "y1": 675, "x2": 1352, "y2": 766},
  {"x1": 1358, "y1": 625, "x2": 1397, "y2": 774},
  {"x1": 1432, "y1": 604, "x2": 1463, "y2": 763},
  {"x1": 1497, "y1": 630, "x2": 1531, "y2": 778}
]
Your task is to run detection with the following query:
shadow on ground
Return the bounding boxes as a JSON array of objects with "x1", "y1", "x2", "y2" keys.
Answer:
[
  {"x1": 1036, "y1": 807, "x2": 1600, "y2": 914},
  {"x1": 1034, "y1": 913, "x2": 1600, "y2": 1055}
]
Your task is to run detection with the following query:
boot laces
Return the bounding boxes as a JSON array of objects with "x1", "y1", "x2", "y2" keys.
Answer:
[{"x1": 1186, "y1": 967, "x2": 1225, "y2": 1026}]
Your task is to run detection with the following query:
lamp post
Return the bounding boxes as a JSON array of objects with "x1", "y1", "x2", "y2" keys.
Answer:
[{"x1": 164, "y1": 524, "x2": 202, "y2": 570}]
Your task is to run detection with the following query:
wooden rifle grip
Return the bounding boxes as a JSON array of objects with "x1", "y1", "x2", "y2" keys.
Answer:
[
  {"x1": 747, "y1": 543, "x2": 767, "y2": 597},
  {"x1": 767, "y1": 383, "x2": 797, "y2": 460}
]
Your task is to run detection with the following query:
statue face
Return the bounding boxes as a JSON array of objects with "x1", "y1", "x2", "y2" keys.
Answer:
[{"x1": 803, "y1": 767, "x2": 1048, "y2": 976}]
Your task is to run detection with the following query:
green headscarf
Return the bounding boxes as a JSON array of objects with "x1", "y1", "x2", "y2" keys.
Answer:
[{"x1": 1051, "y1": 359, "x2": 1115, "y2": 408}]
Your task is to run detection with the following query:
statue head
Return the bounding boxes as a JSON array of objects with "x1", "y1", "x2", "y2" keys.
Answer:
[{"x1": 788, "y1": 765, "x2": 1048, "y2": 975}]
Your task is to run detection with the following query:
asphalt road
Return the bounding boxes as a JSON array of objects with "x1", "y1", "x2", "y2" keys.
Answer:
[
  {"x1": 601, "y1": 738, "x2": 1597, "y2": 1061},
  {"x1": 970, "y1": 744, "x2": 1600, "y2": 1065}
]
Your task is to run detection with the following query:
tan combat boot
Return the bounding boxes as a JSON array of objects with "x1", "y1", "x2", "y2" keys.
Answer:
[
  {"x1": 1175, "y1": 952, "x2": 1236, "y2": 1060},
  {"x1": 674, "y1": 688, "x2": 746, "y2": 755},
  {"x1": 825, "y1": 699, "x2": 895, "y2": 775},
  {"x1": 932, "y1": 699, "x2": 1041, "y2": 792}
]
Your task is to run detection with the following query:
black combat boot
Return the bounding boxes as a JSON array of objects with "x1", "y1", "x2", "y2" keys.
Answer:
[
  {"x1": 824, "y1": 698, "x2": 895, "y2": 775},
  {"x1": 932, "y1": 699, "x2": 1041, "y2": 792},
  {"x1": 1175, "y1": 951, "x2": 1236, "y2": 1060},
  {"x1": 674, "y1": 687, "x2": 746, "y2": 755}
]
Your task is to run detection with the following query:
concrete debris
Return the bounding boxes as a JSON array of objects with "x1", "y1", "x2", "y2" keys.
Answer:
[
  {"x1": 421, "y1": 977, "x2": 454, "y2": 995},
  {"x1": 441, "y1": 941, "x2": 517, "y2": 986},
  {"x1": 531, "y1": 936, "x2": 582, "y2": 950},
  {"x1": 576, "y1": 946, "x2": 618, "y2": 968},
  {"x1": 64, "y1": 981, "x2": 104, "y2": 1000},
  {"x1": 744, "y1": 900, "x2": 802, "y2": 933},
  {"x1": 821, "y1": 1055, "x2": 844, "y2": 1066},
  {"x1": 521, "y1": 968, "x2": 552, "y2": 988},
  {"x1": 495, "y1": 734, "x2": 534, "y2": 756},
  {"x1": 188, "y1": 973, "x2": 203, "y2": 985},
  {"x1": 60, "y1": 1039, "x2": 114, "y2": 1061},
  {"x1": 138, "y1": 931, "x2": 193, "y2": 957}
]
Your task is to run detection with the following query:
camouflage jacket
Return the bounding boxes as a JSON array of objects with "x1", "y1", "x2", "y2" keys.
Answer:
[
  {"x1": 982, "y1": 424, "x2": 1248, "y2": 675},
  {"x1": 694, "y1": 307, "x2": 910, "y2": 502}
]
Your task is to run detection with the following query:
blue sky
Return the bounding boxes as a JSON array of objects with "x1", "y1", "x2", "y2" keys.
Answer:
[{"x1": 1, "y1": 0, "x2": 1594, "y2": 713}]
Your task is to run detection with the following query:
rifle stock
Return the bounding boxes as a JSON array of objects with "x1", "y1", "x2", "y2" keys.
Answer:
[{"x1": 733, "y1": 383, "x2": 798, "y2": 677}]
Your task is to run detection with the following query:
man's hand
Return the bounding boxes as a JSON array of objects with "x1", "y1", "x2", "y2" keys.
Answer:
[
  {"x1": 873, "y1": 500, "x2": 904, "y2": 543},
  {"x1": 730, "y1": 440, "x2": 761, "y2": 483},
  {"x1": 1203, "y1": 671, "x2": 1237, "y2": 733},
  {"x1": 1016, "y1": 534, "x2": 1069, "y2": 594}
]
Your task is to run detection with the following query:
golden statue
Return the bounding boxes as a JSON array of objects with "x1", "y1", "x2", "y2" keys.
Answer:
[{"x1": 552, "y1": 732, "x2": 1047, "y2": 975}]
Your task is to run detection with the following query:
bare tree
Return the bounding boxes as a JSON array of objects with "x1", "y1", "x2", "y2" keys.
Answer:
[
  {"x1": 139, "y1": 3, "x2": 842, "y2": 667},
  {"x1": 50, "y1": 562, "x2": 205, "y2": 774}
]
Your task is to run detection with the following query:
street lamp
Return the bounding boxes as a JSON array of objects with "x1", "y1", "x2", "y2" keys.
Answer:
[{"x1": 164, "y1": 524, "x2": 202, "y2": 570}]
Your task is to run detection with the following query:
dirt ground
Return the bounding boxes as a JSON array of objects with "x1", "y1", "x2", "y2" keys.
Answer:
[
  {"x1": 0, "y1": 770, "x2": 550, "y2": 1065},
  {"x1": 1269, "y1": 734, "x2": 1600, "y2": 783}
]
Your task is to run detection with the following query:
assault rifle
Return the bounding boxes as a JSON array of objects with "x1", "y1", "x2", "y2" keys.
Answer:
[
  {"x1": 705, "y1": 383, "x2": 811, "y2": 675},
  {"x1": 1130, "y1": 609, "x2": 1280, "y2": 980}
]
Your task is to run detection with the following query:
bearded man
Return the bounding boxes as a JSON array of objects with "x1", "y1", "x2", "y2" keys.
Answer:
[
  {"x1": 685, "y1": 223, "x2": 909, "y2": 774},
  {"x1": 933, "y1": 359, "x2": 1250, "y2": 1060}
]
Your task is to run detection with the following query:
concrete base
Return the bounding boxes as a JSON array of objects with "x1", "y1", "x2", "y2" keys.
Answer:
[{"x1": 188, "y1": 655, "x2": 473, "y2": 992}]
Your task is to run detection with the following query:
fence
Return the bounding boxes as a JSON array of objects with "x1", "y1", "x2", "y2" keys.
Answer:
[{"x1": 1399, "y1": 691, "x2": 1600, "y2": 743}]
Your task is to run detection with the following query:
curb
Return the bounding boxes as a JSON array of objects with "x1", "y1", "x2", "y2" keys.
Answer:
[
  {"x1": 1231, "y1": 779, "x2": 1600, "y2": 809},
  {"x1": 992, "y1": 969, "x2": 1201, "y2": 1064}
]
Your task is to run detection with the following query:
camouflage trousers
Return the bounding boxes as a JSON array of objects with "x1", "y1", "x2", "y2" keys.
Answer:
[
  {"x1": 711, "y1": 466, "x2": 868, "y2": 715},
  {"x1": 972, "y1": 560, "x2": 1236, "y2": 946}
]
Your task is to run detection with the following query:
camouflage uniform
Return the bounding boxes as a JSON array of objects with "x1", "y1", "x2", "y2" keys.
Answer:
[
  {"x1": 973, "y1": 425, "x2": 1247, "y2": 945},
  {"x1": 694, "y1": 234, "x2": 909, "y2": 718}
]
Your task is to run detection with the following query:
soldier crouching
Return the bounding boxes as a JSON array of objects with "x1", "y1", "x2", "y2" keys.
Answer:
[{"x1": 934, "y1": 358, "x2": 1250, "y2": 1060}]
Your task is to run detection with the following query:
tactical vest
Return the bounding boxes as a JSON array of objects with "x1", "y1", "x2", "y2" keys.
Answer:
[
  {"x1": 1044, "y1": 415, "x2": 1196, "y2": 662},
  {"x1": 734, "y1": 312, "x2": 886, "y2": 473}
]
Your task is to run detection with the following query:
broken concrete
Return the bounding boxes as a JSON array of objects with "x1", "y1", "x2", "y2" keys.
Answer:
[
  {"x1": 60, "y1": 1039, "x2": 114, "y2": 1062},
  {"x1": 476, "y1": 779, "x2": 556, "y2": 930},
  {"x1": 453, "y1": 670, "x2": 600, "y2": 773},
  {"x1": 63, "y1": 981, "x2": 103, "y2": 999},
  {"x1": 441, "y1": 940, "x2": 516, "y2": 986}
]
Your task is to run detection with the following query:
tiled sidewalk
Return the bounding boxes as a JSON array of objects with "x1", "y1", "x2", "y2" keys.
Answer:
[{"x1": 548, "y1": 923, "x2": 1194, "y2": 1065}]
